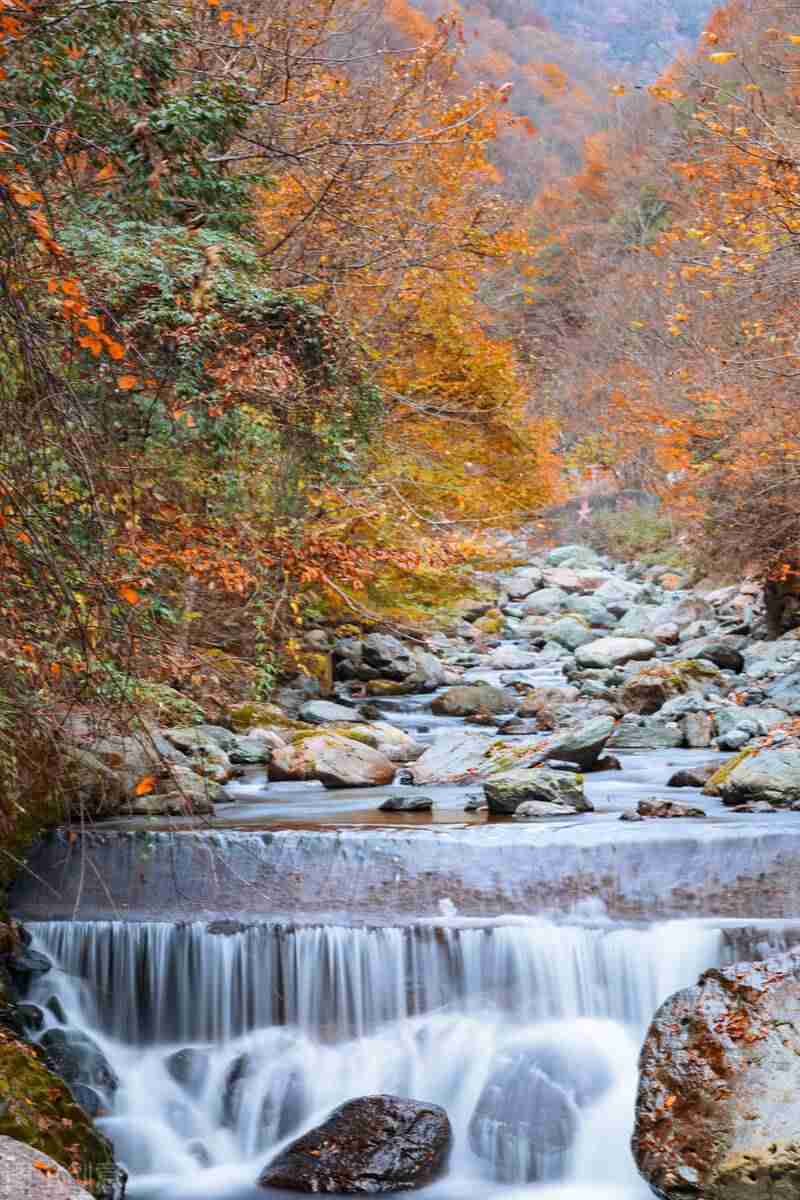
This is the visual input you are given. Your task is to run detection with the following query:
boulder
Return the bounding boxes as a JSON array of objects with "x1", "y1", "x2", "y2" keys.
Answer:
[
  {"x1": 546, "y1": 544, "x2": 600, "y2": 567},
  {"x1": 258, "y1": 1094, "x2": 452, "y2": 1193},
  {"x1": 164, "y1": 1047, "x2": 210, "y2": 1091},
  {"x1": 518, "y1": 686, "x2": 580, "y2": 718},
  {"x1": 502, "y1": 569, "x2": 543, "y2": 599},
  {"x1": 409, "y1": 733, "x2": 542, "y2": 786},
  {"x1": 635, "y1": 798, "x2": 705, "y2": 819},
  {"x1": 616, "y1": 605, "x2": 661, "y2": 638},
  {"x1": 694, "y1": 641, "x2": 745, "y2": 673},
  {"x1": 484, "y1": 769, "x2": 590, "y2": 816},
  {"x1": 228, "y1": 734, "x2": 278, "y2": 765},
  {"x1": 609, "y1": 715, "x2": 683, "y2": 751},
  {"x1": 269, "y1": 734, "x2": 396, "y2": 789},
  {"x1": 575, "y1": 638, "x2": 656, "y2": 670},
  {"x1": 486, "y1": 645, "x2": 540, "y2": 670},
  {"x1": 362, "y1": 634, "x2": 416, "y2": 680},
  {"x1": 620, "y1": 660, "x2": 724, "y2": 716},
  {"x1": 430, "y1": 685, "x2": 513, "y2": 718},
  {"x1": 546, "y1": 617, "x2": 594, "y2": 651},
  {"x1": 299, "y1": 700, "x2": 360, "y2": 725},
  {"x1": 717, "y1": 747, "x2": 800, "y2": 807},
  {"x1": 668, "y1": 764, "x2": 718, "y2": 788},
  {"x1": 468, "y1": 1052, "x2": 577, "y2": 1182},
  {"x1": 340, "y1": 723, "x2": 424, "y2": 764},
  {"x1": 40, "y1": 1029, "x2": 117, "y2": 1094},
  {"x1": 0, "y1": 1137, "x2": 93, "y2": 1199},
  {"x1": 513, "y1": 800, "x2": 582, "y2": 820},
  {"x1": 543, "y1": 716, "x2": 615, "y2": 771},
  {"x1": 521, "y1": 588, "x2": 568, "y2": 616},
  {"x1": 633, "y1": 953, "x2": 800, "y2": 1200},
  {"x1": 569, "y1": 595, "x2": 617, "y2": 629},
  {"x1": 681, "y1": 711, "x2": 713, "y2": 749}
]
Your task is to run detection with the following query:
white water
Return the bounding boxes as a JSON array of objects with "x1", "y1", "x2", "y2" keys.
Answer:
[{"x1": 20, "y1": 915, "x2": 763, "y2": 1200}]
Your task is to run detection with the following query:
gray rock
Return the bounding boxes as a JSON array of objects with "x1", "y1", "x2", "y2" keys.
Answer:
[
  {"x1": 430, "y1": 685, "x2": 513, "y2": 717},
  {"x1": 409, "y1": 733, "x2": 542, "y2": 785},
  {"x1": 502, "y1": 569, "x2": 543, "y2": 599},
  {"x1": 668, "y1": 765, "x2": 718, "y2": 788},
  {"x1": 546, "y1": 617, "x2": 594, "y2": 651},
  {"x1": 569, "y1": 596, "x2": 617, "y2": 629},
  {"x1": 718, "y1": 747, "x2": 800, "y2": 807},
  {"x1": 228, "y1": 735, "x2": 274, "y2": 765},
  {"x1": 484, "y1": 768, "x2": 590, "y2": 815},
  {"x1": 681, "y1": 711, "x2": 713, "y2": 748},
  {"x1": 522, "y1": 587, "x2": 568, "y2": 616},
  {"x1": 379, "y1": 794, "x2": 433, "y2": 812},
  {"x1": 575, "y1": 637, "x2": 656, "y2": 669},
  {"x1": 299, "y1": 700, "x2": 359, "y2": 725},
  {"x1": 716, "y1": 728, "x2": 753, "y2": 751},
  {"x1": 512, "y1": 800, "x2": 582, "y2": 820},
  {"x1": 543, "y1": 715, "x2": 615, "y2": 771},
  {"x1": 546, "y1": 544, "x2": 600, "y2": 567},
  {"x1": 487, "y1": 645, "x2": 541, "y2": 670},
  {"x1": 270, "y1": 735, "x2": 396, "y2": 789},
  {"x1": 615, "y1": 605, "x2": 660, "y2": 638},
  {"x1": 0, "y1": 1137, "x2": 93, "y2": 1199},
  {"x1": 635, "y1": 798, "x2": 705, "y2": 819},
  {"x1": 362, "y1": 633, "x2": 416, "y2": 680},
  {"x1": 609, "y1": 715, "x2": 683, "y2": 751}
]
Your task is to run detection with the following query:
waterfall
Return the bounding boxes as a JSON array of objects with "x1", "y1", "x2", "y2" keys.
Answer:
[{"x1": 18, "y1": 915, "x2": 786, "y2": 1199}]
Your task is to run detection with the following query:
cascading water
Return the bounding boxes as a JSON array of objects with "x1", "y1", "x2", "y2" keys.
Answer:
[{"x1": 19, "y1": 915, "x2": 795, "y2": 1200}]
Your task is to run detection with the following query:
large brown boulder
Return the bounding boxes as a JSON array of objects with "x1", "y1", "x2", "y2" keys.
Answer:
[
  {"x1": 269, "y1": 734, "x2": 396, "y2": 788},
  {"x1": 633, "y1": 952, "x2": 800, "y2": 1199},
  {"x1": 619, "y1": 660, "x2": 724, "y2": 716},
  {"x1": 430, "y1": 685, "x2": 513, "y2": 718},
  {"x1": 258, "y1": 1094, "x2": 451, "y2": 1193}
]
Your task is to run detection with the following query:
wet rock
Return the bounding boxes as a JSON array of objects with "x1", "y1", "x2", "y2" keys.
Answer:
[
  {"x1": 430, "y1": 685, "x2": 513, "y2": 718},
  {"x1": 6, "y1": 948, "x2": 51, "y2": 987},
  {"x1": 228, "y1": 735, "x2": 276, "y2": 765},
  {"x1": 40, "y1": 1028, "x2": 118, "y2": 1093},
  {"x1": 693, "y1": 641, "x2": 745, "y2": 673},
  {"x1": 517, "y1": 686, "x2": 580, "y2": 718},
  {"x1": 468, "y1": 1052, "x2": 577, "y2": 1182},
  {"x1": 513, "y1": 800, "x2": 582, "y2": 820},
  {"x1": 635, "y1": 798, "x2": 706, "y2": 819},
  {"x1": 8, "y1": 1004, "x2": 44, "y2": 1035},
  {"x1": 299, "y1": 700, "x2": 359, "y2": 725},
  {"x1": 667, "y1": 764, "x2": 718, "y2": 788},
  {"x1": 409, "y1": 732, "x2": 542, "y2": 785},
  {"x1": 546, "y1": 617, "x2": 594, "y2": 651},
  {"x1": 339, "y1": 723, "x2": 425, "y2": 764},
  {"x1": 257, "y1": 1066, "x2": 309, "y2": 1145},
  {"x1": 484, "y1": 768, "x2": 590, "y2": 815},
  {"x1": 732, "y1": 800, "x2": 777, "y2": 813},
  {"x1": 165, "y1": 1047, "x2": 210, "y2": 1091},
  {"x1": 45, "y1": 997, "x2": 67, "y2": 1024},
  {"x1": 543, "y1": 715, "x2": 615, "y2": 771},
  {"x1": 619, "y1": 660, "x2": 724, "y2": 716},
  {"x1": 362, "y1": 634, "x2": 416, "y2": 681},
  {"x1": 69, "y1": 1083, "x2": 105, "y2": 1118},
  {"x1": 633, "y1": 952, "x2": 800, "y2": 1200},
  {"x1": 575, "y1": 637, "x2": 656, "y2": 670},
  {"x1": 155, "y1": 765, "x2": 227, "y2": 807},
  {"x1": 526, "y1": 1037, "x2": 613, "y2": 1108},
  {"x1": 0, "y1": 1136, "x2": 93, "y2": 1199},
  {"x1": 379, "y1": 795, "x2": 433, "y2": 812},
  {"x1": 609, "y1": 715, "x2": 683, "y2": 751},
  {"x1": 270, "y1": 734, "x2": 396, "y2": 789},
  {"x1": 717, "y1": 747, "x2": 800, "y2": 807},
  {"x1": 258, "y1": 1094, "x2": 452, "y2": 1193}
]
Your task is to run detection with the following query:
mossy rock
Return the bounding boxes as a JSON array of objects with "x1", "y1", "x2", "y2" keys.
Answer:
[
  {"x1": 0, "y1": 1030, "x2": 120, "y2": 1198},
  {"x1": 229, "y1": 702, "x2": 303, "y2": 732},
  {"x1": 702, "y1": 747, "x2": 758, "y2": 796},
  {"x1": 292, "y1": 651, "x2": 333, "y2": 697},
  {"x1": 472, "y1": 609, "x2": 504, "y2": 635},
  {"x1": 365, "y1": 679, "x2": 417, "y2": 696}
]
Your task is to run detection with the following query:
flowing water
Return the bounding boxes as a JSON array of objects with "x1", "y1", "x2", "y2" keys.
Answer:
[{"x1": 12, "y1": 672, "x2": 800, "y2": 1199}]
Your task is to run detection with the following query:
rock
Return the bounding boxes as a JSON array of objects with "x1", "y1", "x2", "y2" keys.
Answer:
[
  {"x1": 658, "y1": 594, "x2": 715, "y2": 631},
  {"x1": 575, "y1": 637, "x2": 656, "y2": 670},
  {"x1": 542, "y1": 567, "x2": 600, "y2": 593},
  {"x1": 409, "y1": 732, "x2": 542, "y2": 786},
  {"x1": 619, "y1": 660, "x2": 724, "y2": 716},
  {"x1": 339, "y1": 723, "x2": 424, "y2": 764},
  {"x1": 695, "y1": 641, "x2": 745, "y2": 673},
  {"x1": 546, "y1": 544, "x2": 600, "y2": 567},
  {"x1": 717, "y1": 747, "x2": 800, "y2": 807},
  {"x1": 681, "y1": 711, "x2": 714, "y2": 749},
  {"x1": 165, "y1": 1047, "x2": 210, "y2": 1091},
  {"x1": 635, "y1": 798, "x2": 706, "y2": 819},
  {"x1": 292, "y1": 649, "x2": 334, "y2": 697},
  {"x1": 714, "y1": 704, "x2": 786, "y2": 738},
  {"x1": 228, "y1": 702, "x2": 304, "y2": 733},
  {"x1": 502, "y1": 569, "x2": 543, "y2": 599},
  {"x1": 569, "y1": 595, "x2": 616, "y2": 629},
  {"x1": 609, "y1": 715, "x2": 683, "y2": 751},
  {"x1": 615, "y1": 605, "x2": 661, "y2": 638},
  {"x1": 668, "y1": 765, "x2": 718, "y2": 788},
  {"x1": 732, "y1": 800, "x2": 777, "y2": 813},
  {"x1": 299, "y1": 700, "x2": 359, "y2": 725},
  {"x1": 546, "y1": 617, "x2": 594, "y2": 651},
  {"x1": 0, "y1": 1136, "x2": 94, "y2": 1199},
  {"x1": 162, "y1": 725, "x2": 237, "y2": 755},
  {"x1": 5, "y1": 948, "x2": 51, "y2": 987},
  {"x1": 87, "y1": 732, "x2": 193, "y2": 797},
  {"x1": 543, "y1": 715, "x2": 615, "y2": 771},
  {"x1": 593, "y1": 579, "x2": 643, "y2": 615},
  {"x1": 468, "y1": 1052, "x2": 577, "y2": 1182},
  {"x1": 471, "y1": 609, "x2": 504, "y2": 635},
  {"x1": 361, "y1": 634, "x2": 416, "y2": 680},
  {"x1": 69, "y1": 1083, "x2": 105, "y2": 1119},
  {"x1": 258, "y1": 1094, "x2": 452, "y2": 1193},
  {"x1": 228, "y1": 734, "x2": 276, "y2": 765},
  {"x1": 484, "y1": 768, "x2": 590, "y2": 815},
  {"x1": 517, "y1": 686, "x2": 580, "y2": 718},
  {"x1": 512, "y1": 800, "x2": 582, "y2": 820},
  {"x1": 269, "y1": 734, "x2": 396, "y2": 789},
  {"x1": 379, "y1": 794, "x2": 433, "y2": 812},
  {"x1": 651, "y1": 622, "x2": 680, "y2": 645},
  {"x1": 59, "y1": 747, "x2": 127, "y2": 817},
  {"x1": 40, "y1": 1029, "x2": 118, "y2": 1094},
  {"x1": 430, "y1": 685, "x2": 513, "y2": 718},
  {"x1": 0, "y1": 1040, "x2": 122, "y2": 1198},
  {"x1": 521, "y1": 587, "x2": 568, "y2": 616},
  {"x1": 486, "y1": 645, "x2": 540, "y2": 670},
  {"x1": 633, "y1": 953, "x2": 800, "y2": 1200}
]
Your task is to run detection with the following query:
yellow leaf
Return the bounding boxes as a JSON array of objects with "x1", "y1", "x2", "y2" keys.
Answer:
[
  {"x1": 95, "y1": 162, "x2": 116, "y2": 181},
  {"x1": 708, "y1": 51, "x2": 738, "y2": 63},
  {"x1": 787, "y1": 34, "x2": 800, "y2": 44},
  {"x1": 117, "y1": 374, "x2": 139, "y2": 391},
  {"x1": 118, "y1": 585, "x2": 140, "y2": 605},
  {"x1": 610, "y1": 83, "x2": 626, "y2": 97},
  {"x1": 134, "y1": 775, "x2": 156, "y2": 796}
]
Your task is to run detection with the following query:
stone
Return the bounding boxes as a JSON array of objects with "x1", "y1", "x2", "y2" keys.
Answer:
[
  {"x1": 633, "y1": 953, "x2": 800, "y2": 1200},
  {"x1": 593, "y1": 578, "x2": 643, "y2": 614},
  {"x1": 430, "y1": 685, "x2": 513, "y2": 718},
  {"x1": 484, "y1": 768, "x2": 590, "y2": 815},
  {"x1": 298, "y1": 700, "x2": 360, "y2": 725},
  {"x1": 40, "y1": 1029, "x2": 117, "y2": 1094},
  {"x1": 575, "y1": 637, "x2": 656, "y2": 670},
  {"x1": 339, "y1": 723, "x2": 425, "y2": 764},
  {"x1": 635, "y1": 798, "x2": 705, "y2": 819},
  {"x1": 543, "y1": 715, "x2": 615, "y2": 771},
  {"x1": 546, "y1": 544, "x2": 600, "y2": 567},
  {"x1": 615, "y1": 605, "x2": 661, "y2": 638},
  {"x1": 269, "y1": 734, "x2": 396, "y2": 789},
  {"x1": 228, "y1": 734, "x2": 276, "y2": 765},
  {"x1": 164, "y1": 1047, "x2": 210, "y2": 1091},
  {"x1": 651, "y1": 622, "x2": 680, "y2": 645},
  {"x1": 0, "y1": 1137, "x2": 93, "y2": 1199},
  {"x1": 717, "y1": 747, "x2": 800, "y2": 807},
  {"x1": 546, "y1": 617, "x2": 594, "y2": 651},
  {"x1": 681, "y1": 711, "x2": 714, "y2": 749},
  {"x1": 409, "y1": 732, "x2": 543, "y2": 786},
  {"x1": 521, "y1": 587, "x2": 568, "y2": 616},
  {"x1": 258, "y1": 1094, "x2": 452, "y2": 1193},
  {"x1": 694, "y1": 641, "x2": 745, "y2": 673},
  {"x1": 517, "y1": 686, "x2": 580, "y2": 718},
  {"x1": 468, "y1": 1051, "x2": 577, "y2": 1182},
  {"x1": 512, "y1": 800, "x2": 582, "y2": 820},
  {"x1": 570, "y1": 595, "x2": 617, "y2": 629},
  {"x1": 0, "y1": 1041, "x2": 122, "y2": 1198},
  {"x1": 668, "y1": 765, "x2": 718, "y2": 788},
  {"x1": 502, "y1": 569, "x2": 543, "y2": 599},
  {"x1": 154, "y1": 765, "x2": 226, "y2": 806},
  {"x1": 619, "y1": 660, "x2": 724, "y2": 716},
  {"x1": 379, "y1": 795, "x2": 433, "y2": 812},
  {"x1": 486, "y1": 645, "x2": 540, "y2": 670},
  {"x1": 609, "y1": 715, "x2": 683, "y2": 751},
  {"x1": 228, "y1": 702, "x2": 305, "y2": 733},
  {"x1": 361, "y1": 634, "x2": 416, "y2": 680}
]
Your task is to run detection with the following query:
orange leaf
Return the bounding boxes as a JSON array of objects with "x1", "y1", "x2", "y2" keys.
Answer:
[
  {"x1": 106, "y1": 340, "x2": 125, "y2": 360},
  {"x1": 117, "y1": 585, "x2": 140, "y2": 605},
  {"x1": 95, "y1": 162, "x2": 116, "y2": 181},
  {"x1": 117, "y1": 374, "x2": 139, "y2": 391},
  {"x1": 134, "y1": 775, "x2": 156, "y2": 796}
]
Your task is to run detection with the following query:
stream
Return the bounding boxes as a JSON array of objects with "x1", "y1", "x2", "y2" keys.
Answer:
[{"x1": 10, "y1": 581, "x2": 800, "y2": 1200}]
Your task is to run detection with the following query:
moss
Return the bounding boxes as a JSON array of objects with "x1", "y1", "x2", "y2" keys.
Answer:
[
  {"x1": 229, "y1": 701, "x2": 305, "y2": 732},
  {"x1": 473, "y1": 609, "x2": 504, "y2": 635},
  {"x1": 0, "y1": 1029, "x2": 116, "y2": 1197},
  {"x1": 366, "y1": 679, "x2": 417, "y2": 696},
  {"x1": 291, "y1": 651, "x2": 333, "y2": 697},
  {"x1": 703, "y1": 747, "x2": 757, "y2": 796}
]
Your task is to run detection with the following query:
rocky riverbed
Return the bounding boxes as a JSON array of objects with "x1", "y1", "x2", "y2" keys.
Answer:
[{"x1": 6, "y1": 540, "x2": 800, "y2": 1200}]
